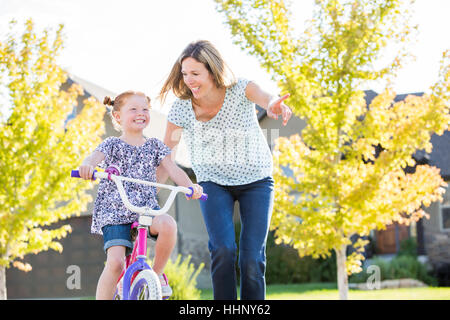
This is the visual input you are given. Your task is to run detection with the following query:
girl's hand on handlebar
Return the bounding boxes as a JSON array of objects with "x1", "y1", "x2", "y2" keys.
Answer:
[
  {"x1": 79, "y1": 164, "x2": 95, "y2": 180},
  {"x1": 187, "y1": 184, "x2": 203, "y2": 200}
]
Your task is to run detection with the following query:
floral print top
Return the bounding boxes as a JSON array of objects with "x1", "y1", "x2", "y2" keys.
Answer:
[{"x1": 90, "y1": 137, "x2": 171, "y2": 235}]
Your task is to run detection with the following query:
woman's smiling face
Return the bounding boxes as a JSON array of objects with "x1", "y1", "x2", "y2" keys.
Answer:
[{"x1": 181, "y1": 57, "x2": 216, "y2": 99}]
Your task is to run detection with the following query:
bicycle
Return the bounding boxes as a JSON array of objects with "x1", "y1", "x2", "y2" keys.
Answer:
[{"x1": 71, "y1": 166, "x2": 207, "y2": 300}]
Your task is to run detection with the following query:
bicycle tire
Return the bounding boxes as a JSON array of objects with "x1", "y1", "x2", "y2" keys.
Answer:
[
  {"x1": 129, "y1": 269, "x2": 162, "y2": 300},
  {"x1": 113, "y1": 276, "x2": 124, "y2": 300}
]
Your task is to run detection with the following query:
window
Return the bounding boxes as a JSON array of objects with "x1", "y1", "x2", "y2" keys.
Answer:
[
  {"x1": 442, "y1": 207, "x2": 450, "y2": 230},
  {"x1": 440, "y1": 185, "x2": 450, "y2": 231}
]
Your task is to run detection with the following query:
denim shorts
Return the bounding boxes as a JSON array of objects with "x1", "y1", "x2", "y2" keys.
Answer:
[
  {"x1": 102, "y1": 223, "x2": 158, "y2": 256},
  {"x1": 102, "y1": 223, "x2": 134, "y2": 256}
]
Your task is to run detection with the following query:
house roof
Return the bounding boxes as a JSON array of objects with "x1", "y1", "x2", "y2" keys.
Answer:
[
  {"x1": 67, "y1": 74, "x2": 192, "y2": 170},
  {"x1": 416, "y1": 131, "x2": 450, "y2": 179},
  {"x1": 67, "y1": 73, "x2": 116, "y2": 102},
  {"x1": 70, "y1": 76, "x2": 450, "y2": 179},
  {"x1": 366, "y1": 90, "x2": 450, "y2": 180},
  {"x1": 258, "y1": 90, "x2": 450, "y2": 179}
]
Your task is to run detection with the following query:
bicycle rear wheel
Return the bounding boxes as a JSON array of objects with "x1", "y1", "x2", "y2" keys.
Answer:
[{"x1": 129, "y1": 269, "x2": 162, "y2": 300}]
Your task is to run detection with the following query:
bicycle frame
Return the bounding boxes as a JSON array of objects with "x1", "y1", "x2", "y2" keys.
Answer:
[
  {"x1": 118, "y1": 221, "x2": 147, "y2": 297},
  {"x1": 117, "y1": 222, "x2": 149, "y2": 300},
  {"x1": 71, "y1": 168, "x2": 207, "y2": 299}
]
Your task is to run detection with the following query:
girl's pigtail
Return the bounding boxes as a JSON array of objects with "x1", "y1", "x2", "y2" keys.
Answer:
[
  {"x1": 103, "y1": 96, "x2": 114, "y2": 106},
  {"x1": 103, "y1": 96, "x2": 114, "y2": 111}
]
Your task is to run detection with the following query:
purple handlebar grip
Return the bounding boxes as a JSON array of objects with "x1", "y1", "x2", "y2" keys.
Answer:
[
  {"x1": 71, "y1": 170, "x2": 96, "y2": 180},
  {"x1": 71, "y1": 170, "x2": 81, "y2": 178},
  {"x1": 187, "y1": 187, "x2": 208, "y2": 201}
]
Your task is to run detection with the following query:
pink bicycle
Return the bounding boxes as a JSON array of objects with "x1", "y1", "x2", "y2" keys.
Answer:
[{"x1": 71, "y1": 166, "x2": 207, "y2": 300}]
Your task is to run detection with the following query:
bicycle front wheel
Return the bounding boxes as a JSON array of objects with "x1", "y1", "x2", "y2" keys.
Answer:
[{"x1": 129, "y1": 269, "x2": 162, "y2": 300}]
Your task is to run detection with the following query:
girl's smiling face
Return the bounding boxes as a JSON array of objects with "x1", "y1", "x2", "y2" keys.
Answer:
[
  {"x1": 113, "y1": 94, "x2": 150, "y2": 132},
  {"x1": 181, "y1": 57, "x2": 216, "y2": 100}
]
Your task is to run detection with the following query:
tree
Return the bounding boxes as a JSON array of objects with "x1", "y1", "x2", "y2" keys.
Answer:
[
  {"x1": 0, "y1": 19, "x2": 105, "y2": 299},
  {"x1": 214, "y1": 0, "x2": 450, "y2": 299}
]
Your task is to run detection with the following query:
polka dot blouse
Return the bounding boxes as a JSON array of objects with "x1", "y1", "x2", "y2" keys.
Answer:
[{"x1": 167, "y1": 78, "x2": 273, "y2": 186}]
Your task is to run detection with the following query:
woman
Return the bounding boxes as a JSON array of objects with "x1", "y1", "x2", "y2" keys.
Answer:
[{"x1": 157, "y1": 40, "x2": 292, "y2": 300}]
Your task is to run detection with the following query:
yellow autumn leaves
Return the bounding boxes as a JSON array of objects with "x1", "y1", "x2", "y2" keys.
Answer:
[{"x1": 0, "y1": 19, "x2": 105, "y2": 271}]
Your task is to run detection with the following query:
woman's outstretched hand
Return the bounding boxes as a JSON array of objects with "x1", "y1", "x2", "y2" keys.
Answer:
[{"x1": 267, "y1": 94, "x2": 292, "y2": 126}]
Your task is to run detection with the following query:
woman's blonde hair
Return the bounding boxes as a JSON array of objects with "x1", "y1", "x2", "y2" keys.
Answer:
[
  {"x1": 159, "y1": 40, "x2": 236, "y2": 104},
  {"x1": 103, "y1": 91, "x2": 151, "y2": 131}
]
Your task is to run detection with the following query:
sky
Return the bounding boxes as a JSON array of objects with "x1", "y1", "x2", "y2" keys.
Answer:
[{"x1": 0, "y1": 0, "x2": 449, "y2": 111}]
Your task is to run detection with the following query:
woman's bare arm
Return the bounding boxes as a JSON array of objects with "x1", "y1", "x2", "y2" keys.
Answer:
[
  {"x1": 245, "y1": 81, "x2": 292, "y2": 126},
  {"x1": 156, "y1": 121, "x2": 183, "y2": 184}
]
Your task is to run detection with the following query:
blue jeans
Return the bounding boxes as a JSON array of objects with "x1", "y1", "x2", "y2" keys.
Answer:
[{"x1": 199, "y1": 176, "x2": 274, "y2": 300}]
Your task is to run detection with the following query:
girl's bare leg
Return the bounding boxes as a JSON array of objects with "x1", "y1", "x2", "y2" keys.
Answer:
[
  {"x1": 96, "y1": 246, "x2": 125, "y2": 300},
  {"x1": 149, "y1": 214, "x2": 177, "y2": 275}
]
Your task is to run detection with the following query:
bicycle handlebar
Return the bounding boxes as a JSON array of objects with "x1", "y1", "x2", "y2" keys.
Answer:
[{"x1": 71, "y1": 169, "x2": 207, "y2": 215}]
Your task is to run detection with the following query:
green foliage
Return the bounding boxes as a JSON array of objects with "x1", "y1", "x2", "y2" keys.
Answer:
[
  {"x1": 160, "y1": 254, "x2": 204, "y2": 300},
  {"x1": 266, "y1": 230, "x2": 337, "y2": 284},
  {"x1": 235, "y1": 223, "x2": 336, "y2": 284},
  {"x1": 398, "y1": 237, "x2": 418, "y2": 257},
  {"x1": 350, "y1": 255, "x2": 437, "y2": 286},
  {"x1": 215, "y1": 0, "x2": 450, "y2": 299},
  {"x1": 0, "y1": 19, "x2": 105, "y2": 274}
]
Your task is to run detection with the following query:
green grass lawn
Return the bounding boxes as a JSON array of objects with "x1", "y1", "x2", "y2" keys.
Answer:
[{"x1": 200, "y1": 283, "x2": 450, "y2": 300}]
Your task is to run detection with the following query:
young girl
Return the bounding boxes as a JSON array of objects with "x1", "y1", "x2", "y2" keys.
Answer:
[{"x1": 79, "y1": 90, "x2": 203, "y2": 300}]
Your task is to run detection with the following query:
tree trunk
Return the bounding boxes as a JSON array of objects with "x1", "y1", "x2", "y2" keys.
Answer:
[
  {"x1": 335, "y1": 245, "x2": 348, "y2": 300},
  {"x1": 0, "y1": 265, "x2": 7, "y2": 300}
]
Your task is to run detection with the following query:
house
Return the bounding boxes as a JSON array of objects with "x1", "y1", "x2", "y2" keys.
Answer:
[
  {"x1": 413, "y1": 130, "x2": 450, "y2": 276},
  {"x1": 6, "y1": 78, "x2": 449, "y2": 298},
  {"x1": 369, "y1": 92, "x2": 450, "y2": 270},
  {"x1": 5, "y1": 74, "x2": 209, "y2": 298},
  {"x1": 256, "y1": 90, "x2": 450, "y2": 275},
  {"x1": 372, "y1": 126, "x2": 450, "y2": 284},
  {"x1": 6, "y1": 74, "x2": 308, "y2": 298}
]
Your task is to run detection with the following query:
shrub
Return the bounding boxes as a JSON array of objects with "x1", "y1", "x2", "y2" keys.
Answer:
[
  {"x1": 349, "y1": 255, "x2": 437, "y2": 286},
  {"x1": 389, "y1": 255, "x2": 437, "y2": 285},
  {"x1": 234, "y1": 222, "x2": 337, "y2": 284},
  {"x1": 265, "y1": 233, "x2": 337, "y2": 284},
  {"x1": 397, "y1": 237, "x2": 418, "y2": 257},
  {"x1": 154, "y1": 254, "x2": 204, "y2": 300}
]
